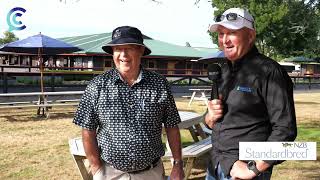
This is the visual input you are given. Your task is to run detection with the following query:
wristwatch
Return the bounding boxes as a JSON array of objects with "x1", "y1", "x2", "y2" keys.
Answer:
[{"x1": 247, "y1": 161, "x2": 261, "y2": 176}]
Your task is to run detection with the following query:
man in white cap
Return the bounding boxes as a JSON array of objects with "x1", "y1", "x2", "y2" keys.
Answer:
[
  {"x1": 205, "y1": 8, "x2": 297, "y2": 180},
  {"x1": 74, "y1": 26, "x2": 184, "y2": 180}
]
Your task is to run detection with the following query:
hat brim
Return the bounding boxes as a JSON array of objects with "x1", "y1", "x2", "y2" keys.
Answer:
[
  {"x1": 209, "y1": 20, "x2": 255, "y2": 32},
  {"x1": 102, "y1": 37, "x2": 151, "y2": 56},
  {"x1": 209, "y1": 21, "x2": 245, "y2": 32}
]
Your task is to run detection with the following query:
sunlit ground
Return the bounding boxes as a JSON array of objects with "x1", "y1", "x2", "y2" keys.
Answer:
[{"x1": 0, "y1": 93, "x2": 319, "y2": 179}]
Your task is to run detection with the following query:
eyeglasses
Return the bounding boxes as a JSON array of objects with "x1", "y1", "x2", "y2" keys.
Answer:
[{"x1": 214, "y1": 13, "x2": 253, "y2": 23}]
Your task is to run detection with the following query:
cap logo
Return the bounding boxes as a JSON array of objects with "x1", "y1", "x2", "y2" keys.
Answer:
[{"x1": 113, "y1": 29, "x2": 121, "y2": 39}]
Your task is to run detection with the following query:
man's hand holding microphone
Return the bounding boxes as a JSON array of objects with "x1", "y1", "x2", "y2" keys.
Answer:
[
  {"x1": 205, "y1": 64, "x2": 222, "y2": 129},
  {"x1": 205, "y1": 97, "x2": 223, "y2": 129}
]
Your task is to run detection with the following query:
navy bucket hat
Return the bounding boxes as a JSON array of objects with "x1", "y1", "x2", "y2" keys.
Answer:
[{"x1": 102, "y1": 26, "x2": 151, "y2": 56}]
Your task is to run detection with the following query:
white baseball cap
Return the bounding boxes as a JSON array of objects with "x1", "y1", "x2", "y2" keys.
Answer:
[{"x1": 209, "y1": 8, "x2": 255, "y2": 32}]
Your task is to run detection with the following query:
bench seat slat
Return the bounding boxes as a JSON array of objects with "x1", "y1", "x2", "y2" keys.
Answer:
[
  {"x1": 55, "y1": 99, "x2": 80, "y2": 103},
  {"x1": 0, "y1": 103, "x2": 79, "y2": 109},
  {"x1": 164, "y1": 137, "x2": 212, "y2": 158},
  {"x1": 69, "y1": 138, "x2": 86, "y2": 156},
  {"x1": 0, "y1": 101, "x2": 35, "y2": 105}
]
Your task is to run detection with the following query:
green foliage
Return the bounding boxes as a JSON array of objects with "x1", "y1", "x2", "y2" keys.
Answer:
[
  {"x1": 296, "y1": 125, "x2": 320, "y2": 152},
  {"x1": 0, "y1": 31, "x2": 19, "y2": 45},
  {"x1": 211, "y1": 0, "x2": 320, "y2": 59},
  {"x1": 176, "y1": 80, "x2": 189, "y2": 85},
  {"x1": 168, "y1": 79, "x2": 205, "y2": 85},
  {"x1": 297, "y1": 126, "x2": 320, "y2": 143},
  {"x1": 16, "y1": 77, "x2": 33, "y2": 85},
  {"x1": 191, "y1": 79, "x2": 199, "y2": 84},
  {"x1": 267, "y1": 1, "x2": 320, "y2": 58}
]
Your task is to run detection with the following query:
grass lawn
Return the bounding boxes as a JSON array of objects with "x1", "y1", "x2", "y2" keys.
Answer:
[{"x1": 0, "y1": 92, "x2": 319, "y2": 179}]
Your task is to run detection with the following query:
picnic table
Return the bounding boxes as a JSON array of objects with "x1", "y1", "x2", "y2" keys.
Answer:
[
  {"x1": 188, "y1": 88, "x2": 211, "y2": 107},
  {"x1": 163, "y1": 111, "x2": 211, "y2": 179},
  {"x1": 68, "y1": 111, "x2": 212, "y2": 180},
  {"x1": 176, "y1": 111, "x2": 208, "y2": 141},
  {"x1": 0, "y1": 91, "x2": 84, "y2": 117}
]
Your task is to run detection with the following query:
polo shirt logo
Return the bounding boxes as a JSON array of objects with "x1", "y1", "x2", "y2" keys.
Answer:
[{"x1": 236, "y1": 86, "x2": 252, "y2": 93}]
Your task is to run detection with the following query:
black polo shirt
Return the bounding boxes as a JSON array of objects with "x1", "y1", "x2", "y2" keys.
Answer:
[{"x1": 209, "y1": 46, "x2": 297, "y2": 176}]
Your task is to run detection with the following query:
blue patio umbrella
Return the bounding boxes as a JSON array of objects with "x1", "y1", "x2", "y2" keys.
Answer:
[
  {"x1": 0, "y1": 33, "x2": 82, "y2": 54},
  {"x1": 0, "y1": 33, "x2": 82, "y2": 93},
  {"x1": 197, "y1": 50, "x2": 225, "y2": 63}
]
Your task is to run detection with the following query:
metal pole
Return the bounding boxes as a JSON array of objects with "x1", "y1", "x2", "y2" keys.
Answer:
[
  {"x1": 3, "y1": 72, "x2": 8, "y2": 93},
  {"x1": 38, "y1": 48, "x2": 45, "y2": 117},
  {"x1": 51, "y1": 73, "x2": 55, "y2": 92},
  {"x1": 39, "y1": 58, "x2": 44, "y2": 93}
]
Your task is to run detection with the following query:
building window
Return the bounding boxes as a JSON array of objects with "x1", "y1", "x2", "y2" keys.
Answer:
[
  {"x1": 74, "y1": 57, "x2": 83, "y2": 68},
  {"x1": 10, "y1": 56, "x2": 18, "y2": 65},
  {"x1": 21, "y1": 56, "x2": 29, "y2": 65}
]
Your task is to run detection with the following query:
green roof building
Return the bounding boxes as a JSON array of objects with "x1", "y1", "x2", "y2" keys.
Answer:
[{"x1": 1, "y1": 32, "x2": 218, "y2": 78}]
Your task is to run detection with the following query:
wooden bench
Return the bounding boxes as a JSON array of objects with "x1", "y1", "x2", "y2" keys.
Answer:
[
  {"x1": 0, "y1": 102, "x2": 79, "y2": 118},
  {"x1": 163, "y1": 137, "x2": 212, "y2": 179},
  {"x1": 68, "y1": 137, "x2": 212, "y2": 180},
  {"x1": 181, "y1": 95, "x2": 192, "y2": 98},
  {"x1": 68, "y1": 111, "x2": 210, "y2": 179},
  {"x1": 0, "y1": 99, "x2": 80, "y2": 106},
  {"x1": 69, "y1": 138, "x2": 92, "y2": 180},
  {"x1": 0, "y1": 91, "x2": 83, "y2": 117},
  {"x1": 0, "y1": 101, "x2": 34, "y2": 105},
  {"x1": 0, "y1": 103, "x2": 79, "y2": 109}
]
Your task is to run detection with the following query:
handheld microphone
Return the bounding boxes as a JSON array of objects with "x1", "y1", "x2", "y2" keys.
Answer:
[{"x1": 207, "y1": 64, "x2": 221, "y2": 100}]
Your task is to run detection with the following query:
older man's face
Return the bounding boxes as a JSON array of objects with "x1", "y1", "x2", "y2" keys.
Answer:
[
  {"x1": 217, "y1": 26, "x2": 255, "y2": 61},
  {"x1": 112, "y1": 44, "x2": 144, "y2": 76}
]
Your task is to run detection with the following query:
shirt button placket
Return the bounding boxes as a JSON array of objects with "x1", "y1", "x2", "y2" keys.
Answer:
[
  {"x1": 128, "y1": 88, "x2": 136, "y2": 170},
  {"x1": 127, "y1": 89, "x2": 135, "y2": 120}
]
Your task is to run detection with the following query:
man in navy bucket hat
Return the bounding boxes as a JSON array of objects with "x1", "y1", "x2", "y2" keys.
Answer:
[{"x1": 74, "y1": 26, "x2": 184, "y2": 180}]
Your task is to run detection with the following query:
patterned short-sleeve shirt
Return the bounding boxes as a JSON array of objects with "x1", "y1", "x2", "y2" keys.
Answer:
[{"x1": 73, "y1": 68, "x2": 181, "y2": 172}]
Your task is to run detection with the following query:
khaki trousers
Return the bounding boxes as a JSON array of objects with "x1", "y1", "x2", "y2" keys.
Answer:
[{"x1": 93, "y1": 161, "x2": 165, "y2": 180}]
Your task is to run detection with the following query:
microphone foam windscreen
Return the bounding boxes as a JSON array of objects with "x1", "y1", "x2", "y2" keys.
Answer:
[{"x1": 207, "y1": 64, "x2": 221, "y2": 81}]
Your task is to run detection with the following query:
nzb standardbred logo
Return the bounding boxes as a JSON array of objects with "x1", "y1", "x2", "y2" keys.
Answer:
[{"x1": 7, "y1": 7, "x2": 27, "y2": 31}]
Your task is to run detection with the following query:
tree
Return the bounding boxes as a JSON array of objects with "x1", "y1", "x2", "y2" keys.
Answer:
[
  {"x1": 210, "y1": 0, "x2": 320, "y2": 60},
  {"x1": 0, "y1": 31, "x2": 19, "y2": 45},
  {"x1": 265, "y1": 0, "x2": 320, "y2": 59}
]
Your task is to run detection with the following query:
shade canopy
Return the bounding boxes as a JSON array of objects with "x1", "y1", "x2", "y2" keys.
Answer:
[{"x1": 0, "y1": 33, "x2": 82, "y2": 54}]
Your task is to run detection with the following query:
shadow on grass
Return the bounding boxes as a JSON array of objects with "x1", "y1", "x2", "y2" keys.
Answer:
[
  {"x1": 164, "y1": 152, "x2": 209, "y2": 179},
  {"x1": 1, "y1": 112, "x2": 75, "y2": 122},
  {"x1": 298, "y1": 122, "x2": 320, "y2": 128},
  {"x1": 294, "y1": 101, "x2": 320, "y2": 104},
  {"x1": 188, "y1": 153, "x2": 209, "y2": 179},
  {"x1": 178, "y1": 108, "x2": 197, "y2": 112}
]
